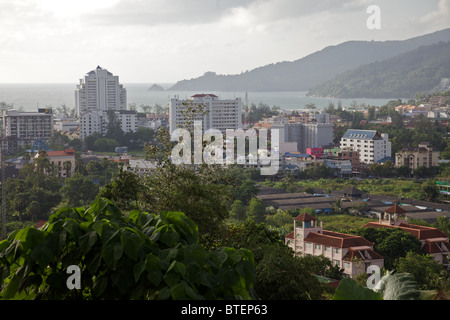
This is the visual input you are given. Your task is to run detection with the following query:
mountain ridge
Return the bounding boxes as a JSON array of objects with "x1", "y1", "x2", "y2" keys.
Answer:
[{"x1": 167, "y1": 28, "x2": 450, "y2": 92}]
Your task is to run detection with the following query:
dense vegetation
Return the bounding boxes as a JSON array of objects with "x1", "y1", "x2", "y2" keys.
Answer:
[{"x1": 308, "y1": 41, "x2": 450, "y2": 99}]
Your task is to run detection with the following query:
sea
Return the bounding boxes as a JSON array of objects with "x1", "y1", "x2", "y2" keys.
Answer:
[{"x1": 0, "y1": 83, "x2": 396, "y2": 112}]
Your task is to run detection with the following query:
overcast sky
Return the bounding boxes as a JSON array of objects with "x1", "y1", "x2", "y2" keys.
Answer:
[{"x1": 1, "y1": 0, "x2": 449, "y2": 84}]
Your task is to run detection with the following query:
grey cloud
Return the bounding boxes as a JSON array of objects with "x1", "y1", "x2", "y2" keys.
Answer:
[{"x1": 82, "y1": 0, "x2": 362, "y2": 27}]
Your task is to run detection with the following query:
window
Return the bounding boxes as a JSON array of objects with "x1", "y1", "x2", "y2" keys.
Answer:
[
  {"x1": 344, "y1": 262, "x2": 350, "y2": 269},
  {"x1": 333, "y1": 260, "x2": 340, "y2": 267},
  {"x1": 324, "y1": 246, "x2": 330, "y2": 252},
  {"x1": 334, "y1": 248, "x2": 340, "y2": 254},
  {"x1": 314, "y1": 244, "x2": 321, "y2": 250}
]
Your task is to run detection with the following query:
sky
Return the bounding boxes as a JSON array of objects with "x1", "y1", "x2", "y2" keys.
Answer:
[{"x1": 0, "y1": 0, "x2": 449, "y2": 84}]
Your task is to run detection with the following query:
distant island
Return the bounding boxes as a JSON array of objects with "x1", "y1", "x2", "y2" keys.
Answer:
[
  {"x1": 148, "y1": 84, "x2": 165, "y2": 91},
  {"x1": 167, "y1": 28, "x2": 450, "y2": 98}
]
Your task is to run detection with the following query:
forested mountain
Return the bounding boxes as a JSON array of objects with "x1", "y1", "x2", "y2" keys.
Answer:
[
  {"x1": 307, "y1": 41, "x2": 450, "y2": 99},
  {"x1": 168, "y1": 28, "x2": 450, "y2": 92}
]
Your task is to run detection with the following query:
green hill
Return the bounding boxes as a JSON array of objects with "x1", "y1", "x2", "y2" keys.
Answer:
[
  {"x1": 307, "y1": 41, "x2": 450, "y2": 99},
  {"x1": 168, "y1": 28, "x2": 450, "y2": 92}
]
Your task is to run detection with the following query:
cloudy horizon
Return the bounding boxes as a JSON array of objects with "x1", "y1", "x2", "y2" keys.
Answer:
[{"x1": 1, "y1": 0, "x2": 449, "y2": 84}]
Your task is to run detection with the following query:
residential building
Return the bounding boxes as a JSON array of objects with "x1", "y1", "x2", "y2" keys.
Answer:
[
  {"x1": 306, "y1": 147, "x2": 324, "y2": 159},
  {"x1": 75, "y1": 66, "x2": 133, "y2": 140},
  {"x1": 395, "y1": 143, "x2": 440, "y2": 170},
  {"x1": 34, "y1": 148, "x2": 76, "y2": 178},
  {"x1": 285, "y1": 213, "x2": 384, "y2": 278},
  {"x1": 272, "y1": 123, "x2": 334, "y2": 154},
  {"x1": 340, "y1": 129, "x2": 391, "y2": 164},
  {"x1": 169, "y1": 94, "x2": 242, "y2": 134},
  {"x1": 363, "y1": 205, "x2": 450, "y2": 270},
  {"x1": 337, "y1": 147, "x2": 361, "y2": 172},
  {"x1": 1, "y1": 108, "x2": 54, "y2": 153},
  {"x1": 75, "y1": 65, "x2": 127, "y2": 116},
  {"x1": 80, "y1": 109, "x2": 137, "y2": 140}
]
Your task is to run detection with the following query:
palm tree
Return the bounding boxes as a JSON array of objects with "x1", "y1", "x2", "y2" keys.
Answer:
[{"x1": 63, "y1": 161, "x2": 72, "y2": 178}]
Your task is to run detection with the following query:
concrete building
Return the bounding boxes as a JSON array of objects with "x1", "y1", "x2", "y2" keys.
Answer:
[
  {"x1": 1, "y1": 108, "x2": 54, "y2": 153},
  {"x1": 340, "y1": 129, "x2": 391, "y2": 164},
  {"x1": 75, "y1": 66, "x2": 127, "y2": 117},
  {"x1": 395, "y1": 143, "x2": 440, "y2": 170},
  {"x1": 363, "y1": 205, "x2": 450, "y2": 270},
  {"x1": 80, "y1": 109, "x2": 137, "y2": 140},
  {"x1": 75, "y1": 66, "x2": 133, "y2": 140},
  {"x1": 285, "y1": 213, "x2": 384, "y2": 278},
  {"x1": 34, "y1": 148, "x2": 76, "y2": 178},
  {"x1": 169, "y1": 94, "x2": 242, "y2": 133},
  {"x1": 272, "y1": 123, "x2": 334, "y2": 154}
]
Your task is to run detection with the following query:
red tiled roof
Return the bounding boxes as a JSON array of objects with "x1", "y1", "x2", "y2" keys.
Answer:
[
  {"x1": 285, "y1": 231, "x2": 294, "y2": 239},
  {"x1": 294, "y1": 213, "x2": 316, "y2": 222},
  {"x1": 36, "y1": 220, "x2": 47, "y2": 229},
  {"x1": 342, "y1": 248, "x2": 383, "y2": 262},
  {"x1": 362, "y1": 222, "x2": 449, "y2": 240},
  {"x1": 385, "y1": 204, "x2": 407, "y2": 214},
  {"x1": 304, "y1": 230, "x2": 373, "y2": 248}
]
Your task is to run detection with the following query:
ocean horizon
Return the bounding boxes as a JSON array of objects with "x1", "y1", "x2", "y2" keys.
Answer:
[{"x1": 0, "y1": 83, "x2": 396, "y2": 113}]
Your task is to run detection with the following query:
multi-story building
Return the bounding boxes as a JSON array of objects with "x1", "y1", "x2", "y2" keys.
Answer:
[
  {"x1": 75, "y1": 66, "x2": 136, "y2": 140},
  {"x1": 363, "y1": 206, "x2": 450, "y2": 270},
  {"x1": 395, "y1": 143, "x2": 439, "y2": 170},
  {"x1": 80, "y1": 110, "x2": 137, "y2": 140},
  {"x1": 34, "y1": 148, "x2": 76, "y2": 178},
  {"x1": 340, "y1": 129, "x2": 391, "y2": 164},
  {"x1": 285, "y1": 213, "x2": 384, "y2": 278},
  {"x1": 1, "y1": 108, "x2": 54, "y2": 153},
  {"x1": 272, "y1": 122, "x2": 334, "y2": 154},
  {"x1": 169, "y1": 94, "x2": 242, "y2": 133},
  {"x1": 75, "y1": 66, "x2": 127, "y2": 117}
]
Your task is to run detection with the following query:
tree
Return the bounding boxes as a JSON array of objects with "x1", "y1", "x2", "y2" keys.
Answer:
[
  {"x1": 229, "y1": 200, "x2": 246, "y2": 221},
  {"x1": 63, "y1": 161, "x2": 72, "y2": 178},
  {"x1": 0, "y1": 198, "x2": 256, "y2": 300},
  {"x1": 246, "y1": 198, "x2": 266, "y2": 223},
  {"x1": 423, "y1": 179, "x2": 440, "y2": 202},
  {"x1": 394, "y1": 252, "x2": 449, "y2": 291},
  {"x1": 60, "y1": 173, "x2": 100, "y2": 207},
  {"x1": 354, "y1": 227, "x2": 422, "y2": 269}
]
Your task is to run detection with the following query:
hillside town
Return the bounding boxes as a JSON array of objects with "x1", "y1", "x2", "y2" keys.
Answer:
[{"x1": 1, "y1": 66, "x2": 450, "y2": 301}]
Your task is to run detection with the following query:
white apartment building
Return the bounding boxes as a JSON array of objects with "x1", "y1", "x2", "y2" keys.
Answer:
[
  {"x1": 285, "y1": 213, "x2": 384, "y2": 278},
  {"x1": 169, "y1": 94, "x2": 242, "y2": 133},
  {"x1": 2, "y1": 108, "x2": 54, "y2": 153},
  {"x1": 75, "y1": 66, "x2": 136, "y2": 140},
  {"x1": 340, "y1": 129, "x2": 391, "y2": 164},
  {"x1": 80, "y1": 110, "x2": 137, "y2": 140},
  {"x1": 75, "y1": 66, "x2": 127, "y2": 117}
]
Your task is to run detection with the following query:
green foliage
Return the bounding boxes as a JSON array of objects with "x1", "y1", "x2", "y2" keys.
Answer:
[
  {"x1": 0, "y1": 198, "x2": 256, "y2": 300},
  {"x1": 308, "y1": 41, "x2": 450, "y2": 99},
  {"x1": 246, "y1": 198, "x2": 266, "y2": 223},
  {"x1": 333, "y1": 277, "x2": 382, "y2": 300},
  {"x1": 394, "y1": 252, "x2": 449, "y2": 291},
  {"x1": 60, "y1": 174, "x2": 100, "y2": 207},
  {"x1": 354, "y1": 227, "x2": 422, "y2": 269}
]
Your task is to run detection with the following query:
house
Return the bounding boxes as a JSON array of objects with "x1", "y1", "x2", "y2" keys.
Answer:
[
  {"x1": 395, "y1": 143, "x2": 440, "y2": 170},
  {"x1": 34, "y1": 148, "x2": 76, "y2": 178},
  {"x1": 285, "y1": 213, "x2": 384, "y2": 278},
  {"x1": 363, "y1": 205, "x2": 450, "y2": 270}
]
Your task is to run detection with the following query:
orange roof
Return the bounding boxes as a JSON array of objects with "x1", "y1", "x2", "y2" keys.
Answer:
[
  {"x1": 304, "y1": 230, "x2": 373, "y2": 248},
  {"x1": 362, "y1": 222, "x2": 449, "y2": 241},
  {"x1": 385, "y1": 204, "x2": 407, "y2": 214},
  {"x1": 342, "y1": 248, "x2": 383, "y2": 262}
]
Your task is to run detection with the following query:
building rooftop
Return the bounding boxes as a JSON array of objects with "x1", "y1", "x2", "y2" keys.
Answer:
[{"x1": 342, "y1": 129, "x2": 380, "y2": 140}]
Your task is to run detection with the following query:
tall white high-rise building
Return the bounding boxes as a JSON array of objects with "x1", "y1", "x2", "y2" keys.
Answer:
[
  {"x1": 75, "y1": 66, "x2": 127, "y2": 117},
  {"x1": 75, "y1": 66, "x2": 136, "y2": 140},
  {"x1": 169, "y1": 94, "x2": 242, "y2": 133}
]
